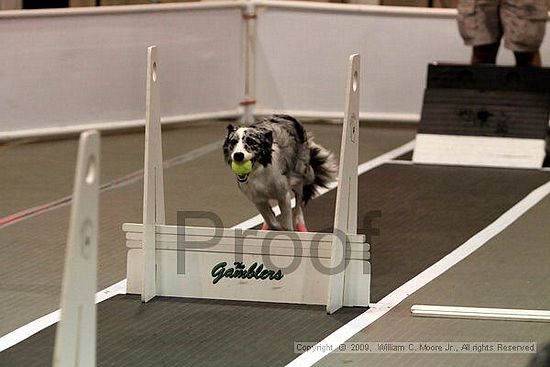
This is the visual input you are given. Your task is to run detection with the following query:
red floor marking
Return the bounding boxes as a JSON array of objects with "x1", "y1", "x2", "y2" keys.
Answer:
[{"x1": 0, "y1": 140, "x2": 222, "y2": 229}]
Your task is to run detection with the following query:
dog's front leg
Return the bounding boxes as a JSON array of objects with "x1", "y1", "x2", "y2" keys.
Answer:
[
  {"x1": 254, "y1": 201, "x2": 281, "y2": 230},
  {"x1": 292, "y1": 186, "x2": 308, "y2": 232},
  {"x1": 278, "y1": 192, "x2": 293, "y2": 231}
]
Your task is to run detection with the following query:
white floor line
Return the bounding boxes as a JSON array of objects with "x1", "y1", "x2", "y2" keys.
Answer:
[
  {"x1": 0, "y1": 140, "x2": 223, "y2": 229},
  {"x1": 357, "y1": 141, "x2": 415, "y2": 175},
  {"x1": 0, "y1": 139, "x2": 415, "y2": 352},
  {"x1": 0, "y1": 280, "x2": 126, "y2": 352},
  {"x1": 286, "y1": 179, "x2": 550, "y2": 367}
]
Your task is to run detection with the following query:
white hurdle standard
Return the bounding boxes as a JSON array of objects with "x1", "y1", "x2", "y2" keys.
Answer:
[
  {"x1": 123, "y1": 49, "x2": 369, "y2": 314},
  {"x1": 53, "y1": 131, "x2": 100, "y2": 367}
]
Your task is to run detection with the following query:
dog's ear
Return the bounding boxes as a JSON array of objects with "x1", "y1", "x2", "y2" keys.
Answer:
[
  {"x1": 226, "y1": 124, "x2": 236, "y2": 136},
  {"x1": 223, "y1": 124, "x2": 236, "y2": 164}
]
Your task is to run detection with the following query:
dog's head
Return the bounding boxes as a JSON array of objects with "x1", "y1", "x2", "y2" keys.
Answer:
[{"x1": 223, "y1": 124, "x2": 273, "y2": 183}]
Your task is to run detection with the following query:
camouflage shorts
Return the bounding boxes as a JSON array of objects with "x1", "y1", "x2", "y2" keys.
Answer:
[{"x1": 457, "y1": 0, "x2": 548, "y2": 52}]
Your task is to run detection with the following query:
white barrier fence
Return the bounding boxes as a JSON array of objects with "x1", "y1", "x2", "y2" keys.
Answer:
[
  {"x1": 0, "y1": 3, "x2": 244, "y2": 139},
  {"x1": 256, "y1": 2, "x2": 460, "y2": 121},
  {"x1": 2, "y1": 1, "x2": 549, "y2": 139}
]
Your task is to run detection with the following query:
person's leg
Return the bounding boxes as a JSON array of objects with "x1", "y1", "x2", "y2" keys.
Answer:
[
  {"x1": 457, "y1": 0, "x2": 502, "y2": 64},
  {"x1": 514, "y1": 51, "x2": 542, "y2": 67},
  {"x1": 501, "y1": 0, "x2": 547, "y2": 67},
  {"x1": 472, "y1": 42, "x2": 500, "y2": 64}
]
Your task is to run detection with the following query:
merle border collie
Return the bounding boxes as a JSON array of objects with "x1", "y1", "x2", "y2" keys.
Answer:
[{"x1": 223, "y1": 114, "x2": 337, "y2": 232}]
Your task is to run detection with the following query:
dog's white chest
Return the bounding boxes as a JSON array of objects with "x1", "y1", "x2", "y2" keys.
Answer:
[{"x1": 238, "y1": 164, "x2": 287, "y2": 202}]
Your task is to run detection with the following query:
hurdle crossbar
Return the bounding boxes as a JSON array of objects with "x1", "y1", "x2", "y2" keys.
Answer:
[{"x1": 123, "y1": 48, "x2": 370, "y2": 313}]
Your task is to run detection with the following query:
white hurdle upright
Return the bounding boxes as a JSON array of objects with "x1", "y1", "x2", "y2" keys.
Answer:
[
  {"x1": 327, "y1": 54, "x2": 360, "y2": 314},
  {"x1": 53, "y1": 131, "x2": 100, "y2": 367},
  {"x1": 142, "y1": 45, "x2": 166, "y2": 303},
  {"x1": 123, "y1": 48, "x2": 369, "y2": 314}
]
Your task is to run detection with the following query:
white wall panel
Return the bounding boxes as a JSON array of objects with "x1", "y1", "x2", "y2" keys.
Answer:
[
  {"x1": 3, "y1": 1, "x2": 549, "y2": 139},
  {"x1": 0, "y1": 4, "x2": 244, "y2": 138},
  {"x1": 254, "y1": 3, "x2": 537, "y2": 121}
]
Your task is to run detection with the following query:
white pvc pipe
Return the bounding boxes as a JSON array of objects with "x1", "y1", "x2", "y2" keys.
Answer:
[
  {"x1": 411, "y1": 305, "x2": 550, "y2": 323},
  {"x1": 0, "y1": 110, "x2": 241, "y2": 142},
  {"x1": 253, "y1": 109, "x2": 419, "y2": 123},
  {"x1": 254, "y1": 0, "x2": 457, "y2": 18}
]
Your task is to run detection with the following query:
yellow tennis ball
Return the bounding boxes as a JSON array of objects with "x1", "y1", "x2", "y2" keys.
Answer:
[{"x1": 231, "y1": 160, "x2": 252, "y2": 175}]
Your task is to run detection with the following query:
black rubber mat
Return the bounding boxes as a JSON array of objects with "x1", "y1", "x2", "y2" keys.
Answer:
[
  {"x1": 419, "y1": 89, "x2": 550, "y2": 138},
  {"x1": 419, "y1": 64, "x2": 550, "y2": 139},
  {"x1": 2, "y1": 164, "x2": 549, "y2": 366},
  {"x1": 1, "y1": 295, "x2": 363, "y2": 367},
  {"x1": 303, "y1": 164, "x2": 550, "y2": 302},
  {"x1": 426, "y1": 63, "x2": 550, "y2": 93}
]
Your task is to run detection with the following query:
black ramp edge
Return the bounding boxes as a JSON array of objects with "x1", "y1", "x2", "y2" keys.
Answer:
[
  {"x1": 426, "y1": 63, "x2": 550, "y2": 93},
  {"x1": 394, "y1": 150, "x2": 413, "y2": 161},
  {"x1": 418, "y1": 89, "x2": 550, "y2": 139}
]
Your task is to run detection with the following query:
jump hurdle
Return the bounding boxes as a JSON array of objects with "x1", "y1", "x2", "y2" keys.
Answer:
[
  {"x1": 123, "y1": 47, "x2": 370, "y2": 314},
  {"x1": 53, "y1": 131, "x2": 100, "y2": 367}
]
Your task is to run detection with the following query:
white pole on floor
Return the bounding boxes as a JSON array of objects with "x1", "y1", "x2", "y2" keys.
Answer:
[
  {"x1": 52, "y1": 130, "x2": 100, "y2": 367},
  {"x1": 326, "y1": 54, "x2": 360, "y2": 314},
  {"x1": 411, "y1": 305, "x2": 550, "y2": 323},
  {"x1": 142, "y1": 45, "x2": 166, "y2": 303}
]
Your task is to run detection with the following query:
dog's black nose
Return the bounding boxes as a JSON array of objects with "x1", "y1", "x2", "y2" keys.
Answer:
[{"x1": 233, "y1": 152, "x2": 245, "y2": 162}]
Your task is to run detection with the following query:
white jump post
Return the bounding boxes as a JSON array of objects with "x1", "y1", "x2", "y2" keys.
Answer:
[
  {"x1": 142, "y1": 45, "x2": 166, "y2": 303},
  {"x1": 124, "y1": 50, "x2": 369, "y2": 313},
  {"x1": 53, "y1": 130, "x2": 100, "y2": 367},
  {"x1": 240, "y1": 0, "x2": 257, "y2": 125},
  {"x1": 327, "y1": 54, "x2": 360, "y2": 314}
]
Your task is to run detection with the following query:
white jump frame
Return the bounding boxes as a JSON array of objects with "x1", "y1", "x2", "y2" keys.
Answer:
[
  {"x1": 53, "y1": 130, "x2": 100, "y2": 367},
  {"x1": 123, "y1": 49, "x2": 370, "y2": 314}
]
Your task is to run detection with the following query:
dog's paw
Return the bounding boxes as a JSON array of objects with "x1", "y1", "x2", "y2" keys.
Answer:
[{"x1": 296, "y1": 223, "x2": 308, "y2": 232}]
